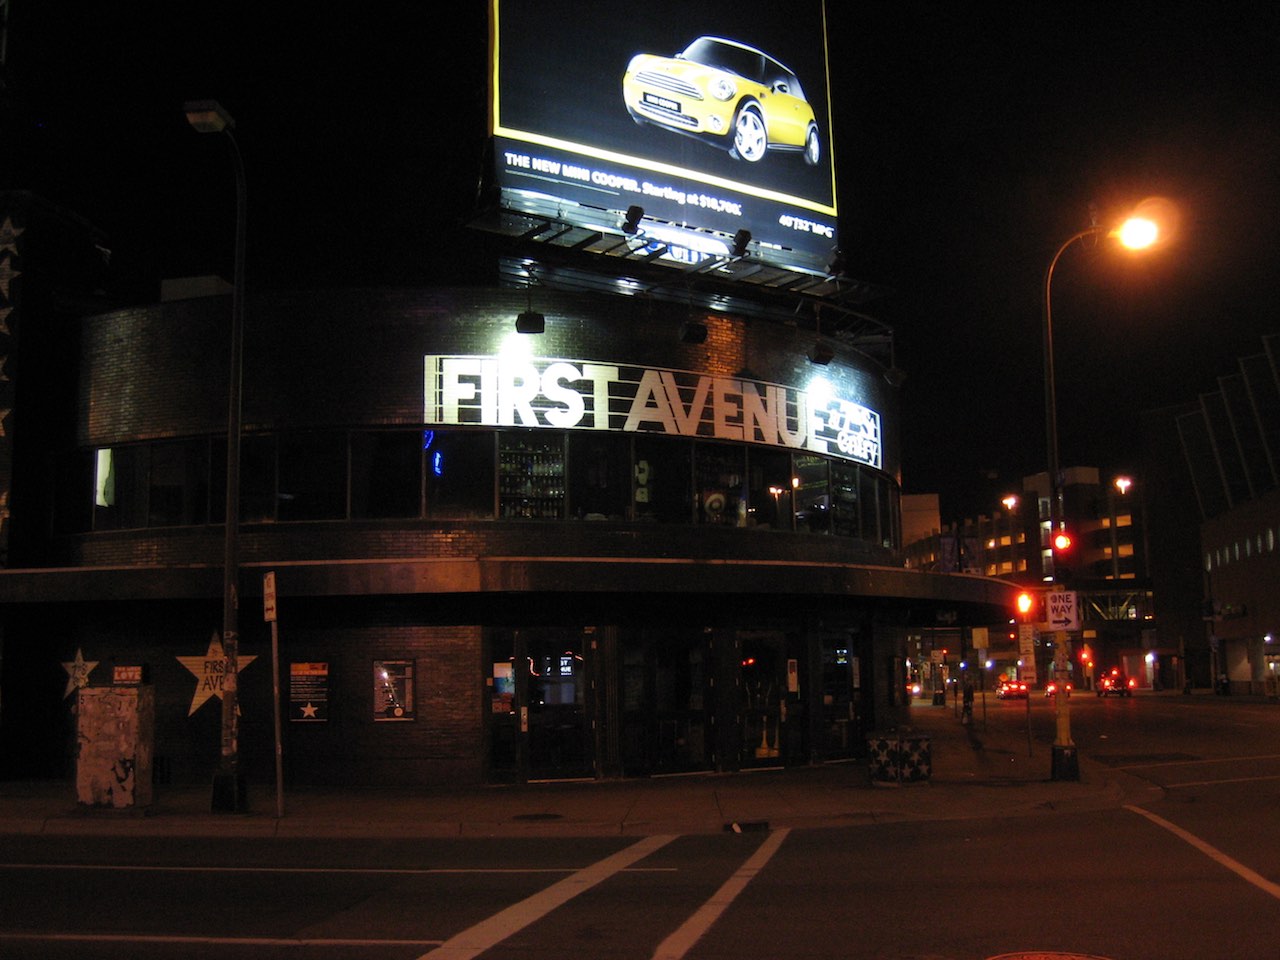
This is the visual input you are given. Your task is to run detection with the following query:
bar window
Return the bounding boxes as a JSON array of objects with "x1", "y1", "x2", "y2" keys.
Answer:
[
  {"x1": 633, "y1": 436, "x2": 693, "y2": 523},
  {"x1": 793, "y1": 455, "x2": 830, "y2": 534},
  {"x1": 567, "y1": 432, "x2": 629, "y2": 520},
  {"x1": 694, "y1": 442, "x2": 746, "y2": 526},
  {"x1": 425, "y1": 429, "x2": 496, "y2": 519}
]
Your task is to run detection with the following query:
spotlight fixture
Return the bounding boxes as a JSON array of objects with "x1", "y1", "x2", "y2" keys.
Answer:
[
  {"x1": 515, "y1": 310, "x2": 545, "y2": 334},
  {"x1": 680, "y1": 319, "x2": 708, "y2": 344},
  {"x1": 622, "y1": 205, "x2": 645, "y2": 235},
  {"x1": 807, "y1": 341, "x2": 835, "y2": 365},
  {"x1": 516, "y1": 269, "x2": 544, "y2": 334},
  {"x1": 731, "y1": 229, "x2": 752, "y2": 258}
]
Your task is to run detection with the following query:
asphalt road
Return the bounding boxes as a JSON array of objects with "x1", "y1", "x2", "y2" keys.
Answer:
[{"x1": 3, "y1": 695, "x2": 1278, "y2": 960}]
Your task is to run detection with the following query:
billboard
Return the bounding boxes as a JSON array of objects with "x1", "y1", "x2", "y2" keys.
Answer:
[{"x1": 490, "y1": 0, "x2": 838, "y2": 272}]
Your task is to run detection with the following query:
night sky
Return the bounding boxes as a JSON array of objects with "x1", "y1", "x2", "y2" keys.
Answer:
[{"x1": 4, "y1": 2, "x2": 1278, "y2": 520}]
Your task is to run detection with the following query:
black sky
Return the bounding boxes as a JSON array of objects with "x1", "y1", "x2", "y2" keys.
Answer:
[{"x1": 4, "y1": 2, "x2": 1278, "y2": 520}]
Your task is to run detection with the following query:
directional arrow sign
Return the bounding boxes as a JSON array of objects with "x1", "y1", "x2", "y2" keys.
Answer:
[{"x1": 1047, "y1": 589, "x2": 1079, "y2": 631}]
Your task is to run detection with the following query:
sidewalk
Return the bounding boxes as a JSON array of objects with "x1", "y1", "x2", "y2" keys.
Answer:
[{"x1": 0, "y1": 702, "x2": 1149, "y2": 840}]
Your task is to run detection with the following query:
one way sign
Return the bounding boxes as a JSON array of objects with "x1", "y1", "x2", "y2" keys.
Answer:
[{"x1": 1047, "y1": 589, "x2": 1079, "y2": 631}]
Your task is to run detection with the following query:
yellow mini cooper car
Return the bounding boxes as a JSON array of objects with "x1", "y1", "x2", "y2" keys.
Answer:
[{"x1": 623, "y1": 36, "x2": 820, "y2": 165}]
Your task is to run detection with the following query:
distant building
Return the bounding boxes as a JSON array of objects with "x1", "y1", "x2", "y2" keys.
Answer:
[
  {"x1": 1174, "y1": 333, "x2": 1280, "y2": 697},
  {"x1": 904, "y1": 466, "x2": 1160, "y2": 691}
]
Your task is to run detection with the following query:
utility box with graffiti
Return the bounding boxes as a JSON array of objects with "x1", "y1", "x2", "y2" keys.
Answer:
[{"x1": 75, "y1": 686, "x2": 154, "y2": 808}]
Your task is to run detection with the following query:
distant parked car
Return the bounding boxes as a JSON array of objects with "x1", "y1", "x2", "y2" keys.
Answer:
[
  {"x1": 1098, "y1": 669, "x2": 1136, "y2": 697},
  {"x1": 623, "y1": 36, "x2": 821, "y2": 165},
  {"x1": 1045, "y1": 680, "x2": 1072, "y2": 698}
]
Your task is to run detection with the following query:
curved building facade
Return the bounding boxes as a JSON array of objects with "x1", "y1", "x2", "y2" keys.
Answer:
[{"x1": 0, "y1": 281, "x2": 1016, "y2": 787}]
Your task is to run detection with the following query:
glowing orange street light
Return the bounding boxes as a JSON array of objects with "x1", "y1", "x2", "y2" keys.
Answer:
[
  {"x1": 1116, "y1": 216, "x2": 1159, "y2": 250},
  {"x1": 1041, "y1": 200, "x2": 1173, "y2": 783}
]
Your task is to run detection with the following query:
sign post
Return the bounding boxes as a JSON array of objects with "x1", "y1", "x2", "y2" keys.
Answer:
[
  {"x1": 1045, "y1": 589, "x2": 1079, "y2": 780},
  {"x1": 264, "y1": 571, "x2": 284, "y2": 818}
]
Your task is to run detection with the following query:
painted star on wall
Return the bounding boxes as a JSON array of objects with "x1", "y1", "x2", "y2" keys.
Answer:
[
  {"x1": 62, "y1": 648, "x2": 99, "y2": 699},
  {"x1": 0, "y1": 217, "x2": 21, "y2": 258},
  {"x1": 0, "y1": 259, "x2": 19, "y2": 301},
  {"x1": 176, "y1": 634, "x2": 258, "y2": 717}
]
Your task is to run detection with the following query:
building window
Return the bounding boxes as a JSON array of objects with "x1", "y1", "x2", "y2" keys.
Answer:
[
  {"x1": 276, "y1": 432, "x2": 346, "y2": 522},
  {"x1": 567, "y1": 432, "x2": 629, "y2": 520},
  {"x1": 747, "y1": 448, "x2": 793, "y2": 530},
  {"x1": 212, "y1": 435, "x2": 278, "y2": 523},
  {"x1": 69, "y1": 426, "x2": 902, "y2": 549},
  {"x1": 53, "y1": 449, "x2": 94, "y2": 535},
  {"x1": 351, "y1": 431, "x2": 423, "y2": 519},
  {"x1": 94, "y1": 446, "x2": 148, "y2": 531},
  {"x1": 695, "y1": 442, "x2": 746, "y2": 526},
  {"x1": 830, "y1": 462, "x2": 859, "y2": 538},
  {"x1": 428, "y1": 430, "x2": 496, "y2": 519},
  {"x1": 633, "y1": 436, "x2": 693, "y2": 524},
  {"x1": 148, "y1": 439, "x2": 210, "y2": 527},
  {"x1": 793, "y1": 455, "x2": 830, "y2": 533}
]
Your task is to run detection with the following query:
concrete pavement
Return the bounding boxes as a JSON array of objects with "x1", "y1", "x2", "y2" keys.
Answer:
[{"x1": 0, "y1": 698, "x2": 1156, "y2": 840}]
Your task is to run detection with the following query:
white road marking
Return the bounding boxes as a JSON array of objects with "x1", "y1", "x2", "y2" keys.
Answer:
[
  {"x1": 650, "y1": 827, "x2": 791, "y2": 960},
  {"x1": 1165, "y1": 774, "x2": 1280, "y2": 788},
  {"x1": 1126, "y1": 805, "x2": 1280, "y2": 901},
  {"x1": 0, "y1": 862, "x2": 675, "y2": 876},
  {"x1": 1113, "y1": 752, "x2": 1280, "y2": 770},
  {"x1": 0, "y1": 933, "x2": 442, "y2": 947},
  {"x1": 419, "y1": 833, "x2": 677, "y2": 959}
]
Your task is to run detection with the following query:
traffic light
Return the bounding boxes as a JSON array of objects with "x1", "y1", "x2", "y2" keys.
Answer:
[
  {"x1": 1016, "y1": 592, "x2": 1035, "y2": 618},
  {"x1": 1051, "y1": 526, "x2": 1074, "y2": 583}
]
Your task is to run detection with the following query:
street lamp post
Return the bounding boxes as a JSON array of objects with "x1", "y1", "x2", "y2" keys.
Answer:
[
  {"x1": 1041, "y1": 212, "x2": 1161, "y2": 781},
  {"x1": 185, "y1": 99, "x2": 248, "y2": 812}
]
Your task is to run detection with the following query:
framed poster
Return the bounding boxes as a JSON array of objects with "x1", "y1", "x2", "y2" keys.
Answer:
[
  {"x1": 374, "y1": 660, "x2": 415, "y2": 721},
  {"x1": 290, "y1": 662, "x2": 329, "y2": 722}
]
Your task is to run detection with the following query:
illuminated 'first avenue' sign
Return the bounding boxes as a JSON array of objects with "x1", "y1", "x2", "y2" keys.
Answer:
[{"x1": 425, "y1": 355, "x2": 882, "y2": 470}]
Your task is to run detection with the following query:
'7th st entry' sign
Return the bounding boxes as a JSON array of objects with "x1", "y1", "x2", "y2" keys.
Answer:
[{"x1": 1047, "y1": 590, "x2": 1080, "y2": 632}]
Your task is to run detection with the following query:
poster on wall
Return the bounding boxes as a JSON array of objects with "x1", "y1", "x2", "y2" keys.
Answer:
[
  {"x1": 492, "y1": 661, "x2": 515, "y2": 714},
  {"x1": 374, "y1": 660, "x2": 415, "y2": 721},
  {"x1": 290, "y1": 661, "x2": 330, "y2": 722}
]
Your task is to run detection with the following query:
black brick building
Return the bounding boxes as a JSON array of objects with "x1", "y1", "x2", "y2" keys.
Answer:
[{"x1": 0, "y1": 194, "x2": 1016, "y2": 788}]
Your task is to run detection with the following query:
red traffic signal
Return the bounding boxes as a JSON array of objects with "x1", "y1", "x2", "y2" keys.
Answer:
[{"x1": 1052, "y1": 530, "x2": 1073, "y2": 552}]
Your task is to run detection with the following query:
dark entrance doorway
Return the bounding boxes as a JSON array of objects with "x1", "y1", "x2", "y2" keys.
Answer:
[
  {"x1": 488, "y1": 628, "x2": 594, "y2": 781},
  {"x1": 739, "y1": 632, "x2": 787, "y2": 767},
  {"x1": 619, "y1": 628, "x2": 711, "y2": 776}
]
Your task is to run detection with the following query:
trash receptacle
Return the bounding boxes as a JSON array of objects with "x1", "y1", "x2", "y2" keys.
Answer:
[
  {"x1": 866, "y1": 735, "x2": 899, "y2": 783},
  {"x1": 866, "y1": 735, "x2": 931, "y2": 785},
  {"x1": 899, "y1": 736, "x2": 931, "y2": 782}
]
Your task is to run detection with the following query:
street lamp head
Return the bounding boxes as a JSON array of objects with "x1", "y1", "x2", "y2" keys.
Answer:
[
  {"x1": 1115, "y1": 216, "x2": 1159, "y2": 250},
  {"x1": 1113, "y1": 195, "x2": 1179, "y2": 252},
  {"x1": 184, "y1": 99, "x2": 236, "y2": 134}
]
